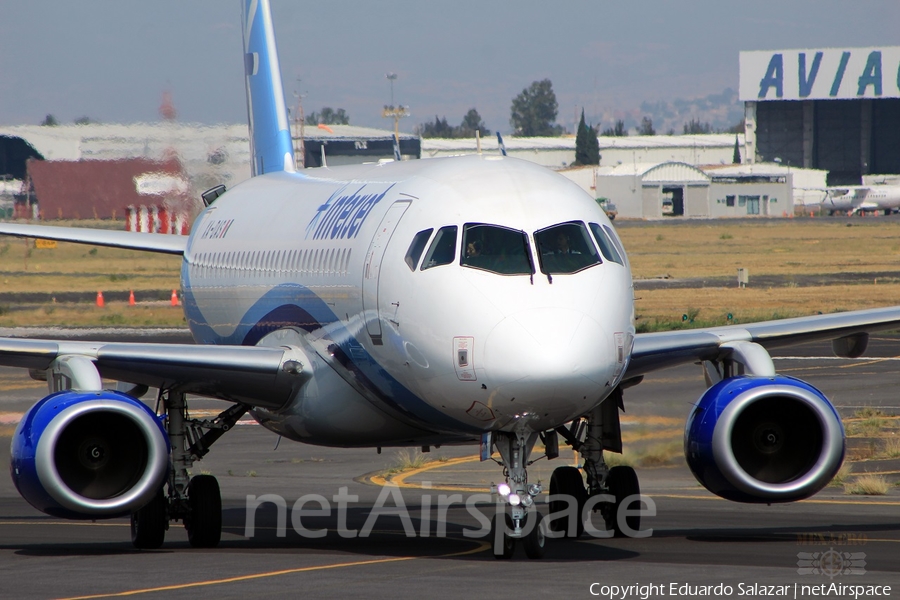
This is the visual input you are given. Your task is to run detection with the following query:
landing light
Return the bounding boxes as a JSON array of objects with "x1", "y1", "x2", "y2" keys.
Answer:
[
  {"x1": 508, "y1": 493, "x2": 522, "y2": 506},
  {"x1": 497, "y1": 482, "x2": 511, "y2": 497}
]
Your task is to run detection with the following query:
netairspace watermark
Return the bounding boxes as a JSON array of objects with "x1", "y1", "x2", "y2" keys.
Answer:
[
  {"x1": 243, "y1": 484, "x2": 656, "y2": 540},
  {"x1": 588, "y1": 583, "x2": 892, "y2": 599}
]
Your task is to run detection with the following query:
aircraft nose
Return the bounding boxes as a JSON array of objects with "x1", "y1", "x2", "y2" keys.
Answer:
[{"x1": 483, "y1": 308, "x2": 613, "y2": 406}]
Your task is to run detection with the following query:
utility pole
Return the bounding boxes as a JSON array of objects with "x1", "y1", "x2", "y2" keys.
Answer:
[
  {"x1": 292, "y1": 79, "x2": 307, "y2": 169},
  {"x1": 381, "y1": 72, "x2": 409, "y2": 149}
]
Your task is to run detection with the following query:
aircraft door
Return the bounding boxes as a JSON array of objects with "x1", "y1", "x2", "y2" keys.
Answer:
[{"x1": 362, "y1": 200, "x2": 410, "y2": 340}]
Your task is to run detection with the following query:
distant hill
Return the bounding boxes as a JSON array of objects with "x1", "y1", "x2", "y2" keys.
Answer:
[{"x1": 592, "y1": 88, "x2": 744, "y2": 135}]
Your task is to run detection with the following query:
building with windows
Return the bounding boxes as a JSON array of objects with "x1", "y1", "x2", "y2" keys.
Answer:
[{"x1": 741, "y1": 47, "x2": 900, "y2": 185}]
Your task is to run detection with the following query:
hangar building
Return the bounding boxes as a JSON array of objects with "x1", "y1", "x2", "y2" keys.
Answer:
[{"x1": 741, "y1": 47, "x2": 900, "y2": 185}]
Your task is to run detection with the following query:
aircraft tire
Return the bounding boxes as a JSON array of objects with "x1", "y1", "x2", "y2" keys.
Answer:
[
  {"x1": 491, "y1": 513, "x2": 515, "y2": 559},
  {"x1": 131, "y1": 488, "x2": 167, "y2": 549},
  {"x1": 548, "y1": 466, "x2": 586, "y2": 538},
  {"x1": 606, "y1": 465, "x2": 640, "y2": 538},
  {"x1": 186, "y1": 475, "x2": 222, "y2": 548},
  {"x1": 522, "y1": 511, "x2": 546, "y2": 559}
]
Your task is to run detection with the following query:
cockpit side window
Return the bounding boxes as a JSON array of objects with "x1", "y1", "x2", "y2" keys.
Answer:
[
  {"x1": 461, "y1": 224, "x2": 533, "y2": 275},
  {"x1": 421, "y1": 226, "x2": 458, "y2": 270},
  {"x1": 405, "y1": 228, "x2": 434, "y2": 271},
  {"x1": 589, "y1": 222, "x2": 623, "y2": 265},
  {"x1": 534, "y1": 221, "x2": 602, "y2": 274},
  {"x1": 603, "y1": 224, "x2": 628, "y2": 265}
]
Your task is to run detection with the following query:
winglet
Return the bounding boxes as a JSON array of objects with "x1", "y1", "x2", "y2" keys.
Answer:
[{"x1": 242, "y1": 0, "x2": 295, "y2": 176}]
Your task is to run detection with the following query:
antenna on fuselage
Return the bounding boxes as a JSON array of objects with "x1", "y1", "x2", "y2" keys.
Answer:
[
  {"x1": 393, "y1": 133, "x2": 402, "y2": 161},
  {"x1": 496, "y1": 132, "x2": 507, "y2": 157},
  {"x1": 320, "y1": 144, "x2": 327, "y2": 168}
]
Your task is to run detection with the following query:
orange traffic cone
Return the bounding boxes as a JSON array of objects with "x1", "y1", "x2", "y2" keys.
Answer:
[
  {"x1": 128, "y1": 290, "x2": 135, "y2": 306},
  {"x1": 170, "y1": 290, "x2": 179, "y2": 306},
  {"x1": 96, "y1": 291, "x2": 105, "y2": 308}
]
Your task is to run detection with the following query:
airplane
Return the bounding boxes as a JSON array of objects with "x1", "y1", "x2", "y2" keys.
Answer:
[
  {"x1": 3, "y1": 0, "x2": 900, "y2": 560},
  {"x1": 820, "y1": 185, "x2": 900, "y2": 215}
]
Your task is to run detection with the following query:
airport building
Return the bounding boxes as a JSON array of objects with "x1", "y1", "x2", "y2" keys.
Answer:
[
  {"x1": 741, "y1": 47, "x2": 900, "y2": 185},
  {"x1": 421, "y1": 134, "x2": 744, "y2": 169},
  {"x1": 559, "y1": 161, "x2": 827, "y2": 219},
  {"x1": 0, "y1": 124, "x2": 420, "y2": 222}
]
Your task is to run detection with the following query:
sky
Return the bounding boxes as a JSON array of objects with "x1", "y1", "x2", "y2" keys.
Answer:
[{"x1": 0, "y1": 1, "x2": 897, "y2": 134}]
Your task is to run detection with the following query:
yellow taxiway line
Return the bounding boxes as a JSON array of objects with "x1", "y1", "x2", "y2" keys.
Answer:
[{"x1": 59, "y1": 541, "x2": 490, "y2": 599}]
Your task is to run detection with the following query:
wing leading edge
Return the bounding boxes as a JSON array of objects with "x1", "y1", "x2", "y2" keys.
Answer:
[
  {"x1": 0, "y1": 223, "x2": 186, "y2": 255},
  {"x1": 627, "y1": 306, "x2": 900, "y2": 377},
  {"x1": 0, "y1": 338, "x2": 308, "y2": 409}
]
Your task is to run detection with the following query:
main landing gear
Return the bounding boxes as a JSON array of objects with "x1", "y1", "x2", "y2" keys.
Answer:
[
  {"x1": 131, "y1": 389, "x2": 247, "y2": 549},
  {"x1": 553, "y1": 388, "x2": 642, "y2": 538},
  {"x1": 490, "y1": 388, "x2": 642, "y2": 558}
]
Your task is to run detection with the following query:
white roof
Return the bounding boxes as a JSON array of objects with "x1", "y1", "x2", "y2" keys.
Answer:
[
  {"x1": 703, "y1": 162, "x2": 824, "y2": 176},
  {"x1": 597, "y1": 161, "x2": 711, "y2": 183},
  {"x1": 422, "y1": 133, "x2": 743, "y2": 153},
  {"x1": 597, "y1": 133, "x2": 743, "y2": 149},
  {"x1": 302, "y1": 124, "x2": 416, "y2": 140}
]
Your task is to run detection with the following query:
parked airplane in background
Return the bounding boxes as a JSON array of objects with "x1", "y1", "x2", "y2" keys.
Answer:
[
  {"x1": 3, "y1": 0, "x2": 900, "y2": 559},
  {"x1": 821, "y1": 185, "x2": 900, "y2": 215}
]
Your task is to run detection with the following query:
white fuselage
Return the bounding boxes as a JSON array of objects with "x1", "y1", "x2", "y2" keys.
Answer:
[
  {"x1": 821, "y1": 185, "x2": 900, "y2": 213},
  {"x1": 181, "y1": 155, "x2": 635, "y2": 447}
]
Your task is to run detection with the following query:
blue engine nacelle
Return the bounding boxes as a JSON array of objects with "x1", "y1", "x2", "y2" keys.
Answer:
[
  {"x1": 10, "y1": 390, "x2": 169, "y2": 519},
  {"x1": 684, "y1": 375, "x2": 844, "y2": 503}
]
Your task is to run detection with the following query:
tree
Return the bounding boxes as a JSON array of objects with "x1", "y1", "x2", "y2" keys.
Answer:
[
  {"x1": 418, "y1": 115, "x2": 455, "y2": 138},
  {"x1": 306, "y1": 107, "x2": 350, "y2": 126},
  {"x1": 682, "y1": 118, "x2": 711, "y2": 134},
  {"x1": 418, "y1": 109, "x2": 491, "y2": 138},
  {"x1": 638, "y1": 116, "x2": 655, "y2": 136},
  {"x1": 601, "y1": 119, "x2": 626, "y2": 137},
  {"x1": 573, "y1": 109, "x2": 600, "y2": 166},
  {"x1": 732, "y1": 135, "x2": 741, "y2": 164},
  {"x1": 725, "y1": 119, "x2": 745, "y2": 134},
  {"x1": 74, "y1": 116, "x2": 97, "y2": 125},
  {"x1": 40, "y1": 114, "x2": 58, "y2": 126},
  {"x1": 458, "y1": 108, "x2": 490, "y2": 137},
  {"x1": 510, "y1": 79, "x2": 564, "y2": 137}
]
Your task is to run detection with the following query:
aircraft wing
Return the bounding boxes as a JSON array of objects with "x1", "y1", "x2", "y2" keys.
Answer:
[
  {"x1": 0, "y1": 338, "x2": 309, "y2": 409},
  {"x1": 627, "y1": 306, "x2": 900, "y2": 377},
  {"x1": 0, "y1": 222, "x2": 186, "y2": 255}
]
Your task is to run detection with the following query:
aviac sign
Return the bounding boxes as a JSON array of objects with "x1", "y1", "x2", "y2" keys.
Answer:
[{"x1": 739, "y1": 47, "x2": 900, "y2": 101}]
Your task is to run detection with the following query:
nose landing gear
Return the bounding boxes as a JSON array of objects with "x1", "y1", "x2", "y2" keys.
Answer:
[{"x1": 490, "y1": 431, "x2": 548, "y2": 559}]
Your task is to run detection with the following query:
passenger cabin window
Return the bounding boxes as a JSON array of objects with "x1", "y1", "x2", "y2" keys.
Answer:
[
  {"x1": 534, "y1": 221, "x2": 602, "y2": 274},
  {"x1": 589, "y1": 222, "x2": 624, "y2": 265},
  {"x1": 405, "y1": 228, "x2": 434, "y2": 271},
  {"x1": 461, "y1": 224, "x2": 533, "y2": 275},
  {"x1": 421, "y1": 226, "x2": 458, "y2": 270}
]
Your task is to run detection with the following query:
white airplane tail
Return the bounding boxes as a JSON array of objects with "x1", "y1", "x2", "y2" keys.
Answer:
[{"x1": 242, "y1": 0, "x2": 295, "y2": 176}]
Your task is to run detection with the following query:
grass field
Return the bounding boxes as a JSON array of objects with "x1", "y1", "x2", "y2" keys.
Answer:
[
  {"x1": 1, "y1": 217, "x2": 900, "y2": 328},
  {"x1": 618, "y1": 218, "x2": 900, "y2": 329}
]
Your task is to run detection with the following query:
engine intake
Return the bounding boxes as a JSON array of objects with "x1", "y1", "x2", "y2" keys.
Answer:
[
  {"x1": 684, "y1": 375, "x2": 844, "y2": 503},
  {"x1": 10, "y1": 390, "x2": 169, "y2": 519}
]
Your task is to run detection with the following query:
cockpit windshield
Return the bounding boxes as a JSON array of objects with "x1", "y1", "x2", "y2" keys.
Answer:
[
  {"x1": 461, "y1": 224, "x2": 533, "y2": 275},
  {"x1": 534, "y1": 221, "x2": 602, "y2": 274}
]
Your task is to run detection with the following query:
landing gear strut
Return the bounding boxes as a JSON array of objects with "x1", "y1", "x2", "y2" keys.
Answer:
[
  {"x1": 490, "y1": 431, "x2": 547, "y2": 559},
  {"x1": 130, "y1": 389, "x2": 247, "y2": 549},
  {"x1": 552, "y1": 387, "x2": 642, "y2": 538}
]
